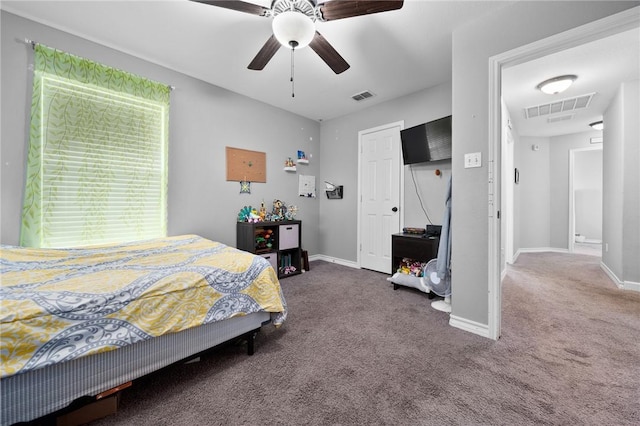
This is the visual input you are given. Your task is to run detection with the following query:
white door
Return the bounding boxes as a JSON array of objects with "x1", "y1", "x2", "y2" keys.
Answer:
[{"x1": 358, "y1": 123, "x2": 402, "y2": 273}]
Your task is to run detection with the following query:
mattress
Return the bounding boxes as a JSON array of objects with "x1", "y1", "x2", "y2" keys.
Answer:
[
  {"x1": 0, "y1": 234, "x2": 287, "y2": 378},
  {"x1": 0, "y1": 234, "x2": 287, "y2": 424}
]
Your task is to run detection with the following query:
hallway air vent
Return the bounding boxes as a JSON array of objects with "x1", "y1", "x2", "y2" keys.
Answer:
[
  {"x1": 351, "y1": 90, "x2": 376, "y2": 101},
  {"x1": 524, "y1": 92, "x2": 595, "y2": 119},
  {"x1": 547, "y1": 114, "x2": 574, "y2": 123}
]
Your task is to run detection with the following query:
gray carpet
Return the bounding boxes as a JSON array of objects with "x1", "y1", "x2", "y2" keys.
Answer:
[{"x1": 93, "y1": 253, "x2": 640, "y2": 425}]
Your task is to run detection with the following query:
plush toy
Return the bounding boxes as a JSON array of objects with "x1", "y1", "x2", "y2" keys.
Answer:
[
  {"x1": 237, "y1": 206, "x2": 253, "y2": 222},
  {"x1": 264, "y1": 229, "x2": 274, "y2": 248},
  {"x1": 272, "y1": 199, "x2": 285, "y2": 220},
  {"x1": 285, "y1": 204, "x2": 298, "y2": 220},
  {"x1": 248, "y1": 208, "x2": 261, "y2": 222},
  {"x1": 397, "y1": 258, "x2": 426, "y2": 277},
  {"x1": 254, "y1": 228, "x2": 274, "y2": 250},
  {"x1": 237, "y1": 205, "x2": 263, "y2": 222}
]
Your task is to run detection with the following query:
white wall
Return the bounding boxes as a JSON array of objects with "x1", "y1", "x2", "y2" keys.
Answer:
[
  {"x1": 0, "y1": 11, "x2": 321, "y2": 253},
  {"x1": 574, "y1": 149, "x2": 603, "y2": 241},
  {"x1": 518, "y1": 136, "x2": 551, "y2": 249},
  {"x1": 621, "y1": 80, "x2": 640, "y2": 284},
  {"x1": 603, "y1": 83, "x2": 625, "y2": 278},
  {"x1": 603, "y1": 79, "x2": 640, "y2": 284}
]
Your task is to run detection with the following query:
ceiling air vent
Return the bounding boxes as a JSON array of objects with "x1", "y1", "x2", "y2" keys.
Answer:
[
  {"x1": 524, "y1": 92, "x2": 595, "y2": 119},
  {"x1": 547, "y1": 114, "x2": 574, "y2": 123},
  {"x1": 351, "y1": 90, "x2": 375, "y2": 101}
]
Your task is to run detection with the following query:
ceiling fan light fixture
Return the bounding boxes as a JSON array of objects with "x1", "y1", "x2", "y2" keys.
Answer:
[
  {"x1": 589, "y1": 120, "x2": 603, "y2": 130},
  {"x1": 536, "y1": 74, "x2": 577, "y2": 95},
  {"x1": 272, "y1": 11, "x2": 315, "y2": 49}
]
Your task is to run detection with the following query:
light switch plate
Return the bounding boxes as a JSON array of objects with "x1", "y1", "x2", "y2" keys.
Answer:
[{"x1": 464, "y1": 152, "x2": 482, "y2": 168}]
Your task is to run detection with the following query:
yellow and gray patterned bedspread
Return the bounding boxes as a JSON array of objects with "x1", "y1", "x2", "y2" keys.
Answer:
[{"x1": 0, "y1": 235, "x2": 287, "y2": 378}]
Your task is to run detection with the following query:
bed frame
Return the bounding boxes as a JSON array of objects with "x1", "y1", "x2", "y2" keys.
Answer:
[{"x1": 1, "y1": 311, "x2": 270, "y2": 425}]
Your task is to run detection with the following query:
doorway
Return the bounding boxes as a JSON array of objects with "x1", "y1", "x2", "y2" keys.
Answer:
[
  {"x1": 570, "y1": 146, "x2": 603, "y2": 256},
  {"x1": 357, "y1": 121, "x2": 404, "y2": 273},
  {"x1": 488, "y1": 8, "x2": 639, "y2": 340}
]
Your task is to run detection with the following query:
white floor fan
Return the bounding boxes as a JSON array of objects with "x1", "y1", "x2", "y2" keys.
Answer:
[
  {"x1": 424, "y1": 174, "x2": 452, "y2": 313},
  {"x1": 423, "y1": 258, "x2": 451, "y2": 313}
]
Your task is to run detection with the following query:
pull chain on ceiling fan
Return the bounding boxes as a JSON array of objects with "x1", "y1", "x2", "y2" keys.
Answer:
[
  {"x1": 192, "y1": 0, "x2": 404, "y2": 79},
  {"x1": 290, "y1": 40, "x2": 297, "y2": 97},
  {"x1": 271, "y1": 4, "x2": 315, "y2": 97}
]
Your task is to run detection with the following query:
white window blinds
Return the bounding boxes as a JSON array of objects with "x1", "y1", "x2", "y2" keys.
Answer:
[{"x1": 21, "y1": 45, "x2": 170, "y2": 248}]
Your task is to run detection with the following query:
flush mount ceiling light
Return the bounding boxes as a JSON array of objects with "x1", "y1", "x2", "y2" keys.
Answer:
[
  {"x1": 589, "y1": 120, "x2": 604, "y2": 130},
  {"x1": 536, "y1": 75, "x2": 578, "y2": 95}
]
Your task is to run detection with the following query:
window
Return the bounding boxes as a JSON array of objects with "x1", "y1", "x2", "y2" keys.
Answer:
[{"x1": 20, "y1": 44, "x2": 170, "y2": 248}]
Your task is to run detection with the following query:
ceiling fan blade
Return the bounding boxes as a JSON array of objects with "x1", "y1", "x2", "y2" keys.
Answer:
[
  {"x1": 317, "y1": 0, "x2": 403, "y2": 21},
  {"x1": 309, "y1": 31, "x2": 350, "y2": 74},
  {"x1": 248, "y1": 35, "x2": 282, "y2": 70},
  {"x1": 190, "y1": 0, "x2": 270, "y2": 17}
]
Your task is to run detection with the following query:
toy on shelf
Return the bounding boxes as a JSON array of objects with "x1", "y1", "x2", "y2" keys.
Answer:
[
  {"x1": 259, "y1": 201, "x2": 267, "y2": 221},
  {"x1": 272, "y1": 199, "x2": 286, "y2": 221},
  {"x1": 237, "y1": 206, "x2": 261, "y2": 222},
  {"x1": 280, "y1": 252, "x2": 297, "y2": 275},
  {"x1": 238, "y1": 200, "x2": 299, "y2": 222},
  {"x1": 255, "y1": 228, "x2": 274, "y2": 252},
  {"x1": 284, "y1": 157, "x2": 296, "y2": 171},
  {"x1": 397, "y1": 258, "x2": 427, "y2": 277},
  {"x1": 285, "y1": 204, "x2": 298, "y2": 220},
  {"x1": 297, "y1": 150, "x2": 309, "y2": 164}
]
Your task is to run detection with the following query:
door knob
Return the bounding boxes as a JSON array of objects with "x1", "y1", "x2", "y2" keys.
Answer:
[{"x1": 392, "y1": 207, "x2": 398, "y2": 212}]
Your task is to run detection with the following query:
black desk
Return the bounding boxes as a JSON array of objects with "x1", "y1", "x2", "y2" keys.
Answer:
[{"x1": 391, "y1": 233, "x2": 439, "y2": 274}]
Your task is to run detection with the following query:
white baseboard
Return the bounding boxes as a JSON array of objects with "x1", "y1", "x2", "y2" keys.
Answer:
[
  {"x1": 514, "y1": 247, "x2": 573, "y2": 259},
  {"x1": 518, "y1": 247, "x2": 570, "y2": 254},
  {"x1": 309, "y1": 254, "x2": 359, "y2": 269},
  {"x1": 600, "y1": 261, "x2": 623, "y2": 289},
  {"x1": 583, "y1": 239, "x2": 602, "y2": 244},
  {"x1": 624, "y1": 281, "x2": 640, "y2": 292},
  {"x1": 449, "y1": 314, "x2": 491, "y2": 339},
  {"x1": 598, "y1": 262, "x2": 640, "y2": 292}
]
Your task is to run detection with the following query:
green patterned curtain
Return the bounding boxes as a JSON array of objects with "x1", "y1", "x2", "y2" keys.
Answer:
[{"x1": 20, "y1": 44, "x2": 170, "y2": 248}]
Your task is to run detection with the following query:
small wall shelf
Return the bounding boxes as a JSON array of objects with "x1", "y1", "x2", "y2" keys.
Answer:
[
  {"x1": 284, "y1": 166, "x2": 297, "y2": 172},
  {"x1": 296, "y1": 159, "x2": 309, "y2": 164}
]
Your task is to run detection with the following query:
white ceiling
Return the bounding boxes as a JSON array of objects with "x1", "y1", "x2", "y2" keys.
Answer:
[
  {"x1": 502, "y1": 28, "x2": 640, "y2": 137},
  {"x1": 2, "y1": 1, "x2": 638, "y2": 135},
  {"x1": 1, "y1": 0, "x2": 514, "y2": 121}
]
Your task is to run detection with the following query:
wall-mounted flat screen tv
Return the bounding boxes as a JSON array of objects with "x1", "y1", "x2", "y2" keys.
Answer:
[{"x1": 400, "y1": 115, "x2": 452, "y2": 165}]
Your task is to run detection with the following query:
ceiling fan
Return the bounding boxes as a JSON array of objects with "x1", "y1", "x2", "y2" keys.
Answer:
[{"x1": 192, "y1": 0, "x2": 404, "y2": 74}]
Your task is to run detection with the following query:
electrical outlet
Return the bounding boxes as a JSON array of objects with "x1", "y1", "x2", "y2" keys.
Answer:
[
  {"x1": 605, "y1": 243, "x2": 609, "y2": 252},
  {"x1": 464, "y1": 152, "x2": 482, "y2": 168}
]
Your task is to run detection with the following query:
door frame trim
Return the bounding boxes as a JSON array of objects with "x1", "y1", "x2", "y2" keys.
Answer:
[{"x1": 357, "y1": 121, "x2": 405, "y2": 269}]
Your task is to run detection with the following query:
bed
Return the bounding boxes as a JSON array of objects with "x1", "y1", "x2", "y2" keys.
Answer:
[{"x1": 0, "y1": 234, "x2": 287, "y2": 425}]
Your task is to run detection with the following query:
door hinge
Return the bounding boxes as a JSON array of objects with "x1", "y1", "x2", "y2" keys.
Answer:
[{"x1": 497, "y1": 210, "x2": 500, "y2": 219}]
